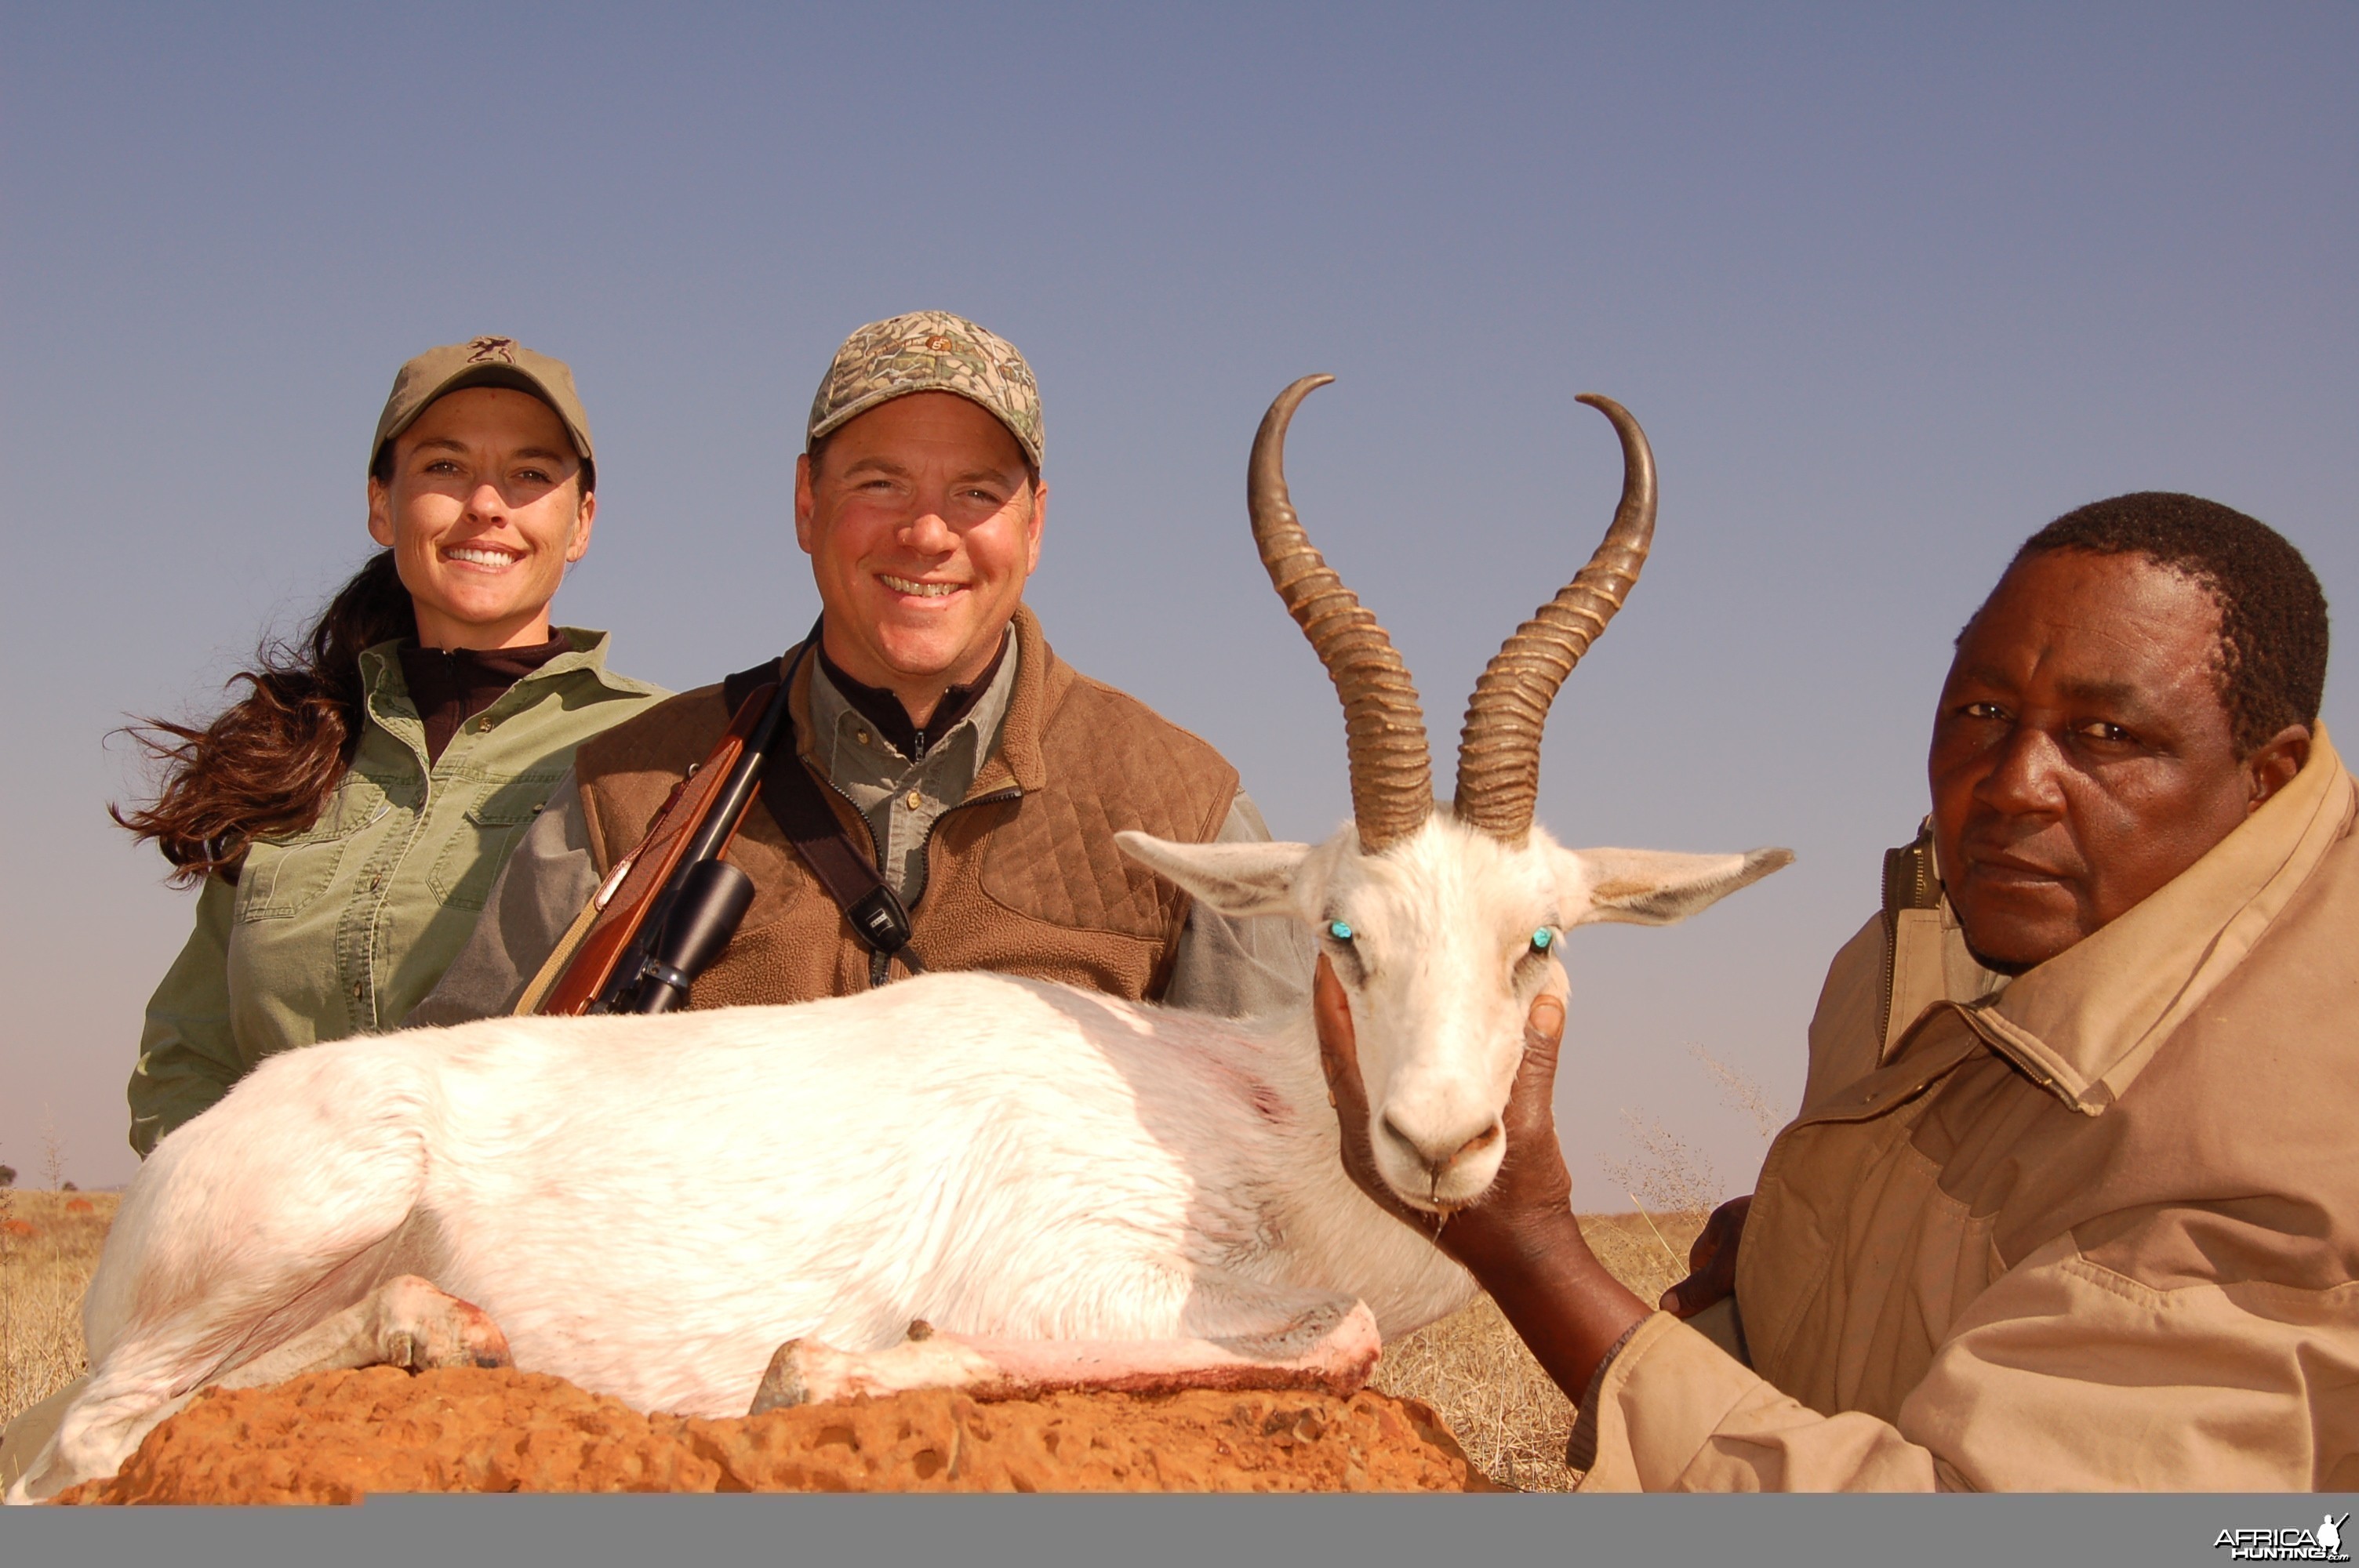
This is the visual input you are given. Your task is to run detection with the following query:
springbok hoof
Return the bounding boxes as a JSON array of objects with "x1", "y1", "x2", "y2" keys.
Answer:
[
  {"x1": 748, "y1": 1339, "x2": 811, "y2": 1414},
  {"x1": 747, "y1": 1333, "x2": 1005, "y2": 1414},
  {"x1": 376, "y1": 1276, "x2": 512, "y2": 1372}
]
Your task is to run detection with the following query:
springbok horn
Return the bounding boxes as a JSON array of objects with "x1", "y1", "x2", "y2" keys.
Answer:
[
  {"x1": 1452, "y1": 394, "x2": 1656, "y2": 846},
  {"x1": 1249, "y1": 375, "x2": 1434, "y2": 854}
]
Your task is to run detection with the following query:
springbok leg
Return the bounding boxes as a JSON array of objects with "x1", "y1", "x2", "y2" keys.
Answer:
[
  {"x1": 7, "y1": 1276, "x2": 507, "y2": 1504},
  {"x1": 749, "y1": 1294, "x2": 1380, "y2": 1414},
  {"x1": 212, "y1": 1274, "x2": 511, "y2": 1389}
]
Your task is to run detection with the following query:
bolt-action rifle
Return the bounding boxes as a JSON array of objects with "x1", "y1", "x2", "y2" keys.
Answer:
[
  {"x1": 531, "y1": 671, "x2": 794, "y2": 1016},
  {"x1": 525, "y1": 636, "x2": 928, "y2": 1018}
]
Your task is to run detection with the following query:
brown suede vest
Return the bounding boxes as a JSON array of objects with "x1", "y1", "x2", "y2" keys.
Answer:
[{"x1": 570, "y1": 608, "x2": 1240, "y2": 1007}]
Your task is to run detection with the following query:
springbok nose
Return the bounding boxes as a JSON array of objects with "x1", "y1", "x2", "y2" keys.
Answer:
[{"x1": 1379, "y1": 1113, "x2": 1503, "y2": 1177}]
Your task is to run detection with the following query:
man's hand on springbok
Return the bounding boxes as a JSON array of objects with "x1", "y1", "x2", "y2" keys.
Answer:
[{"x1": 1312, "y1": 953, "x2": 1445, "y2": 1240}]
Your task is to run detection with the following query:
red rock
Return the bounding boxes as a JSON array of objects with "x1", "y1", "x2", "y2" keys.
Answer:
[{"x1": 54, "y1": 1366, "x2": 1496, "y2": 1501}]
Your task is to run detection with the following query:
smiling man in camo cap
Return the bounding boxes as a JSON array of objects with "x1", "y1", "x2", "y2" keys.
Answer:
[{"x1": 413, "y1": 310, "x2": 1309, "y2": 1023}]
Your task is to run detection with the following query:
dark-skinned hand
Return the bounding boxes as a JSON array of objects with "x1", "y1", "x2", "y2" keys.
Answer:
[
  {"x1": 1659, "y1": 1194, "x2": 1750, "y2": 1318},
  {"x1": 1310, "y1": 953, "x2": 1573, "y2": 1270},
  {"x1": 1311, "y1": 953, "x2": 1652, "y2": 1401}
]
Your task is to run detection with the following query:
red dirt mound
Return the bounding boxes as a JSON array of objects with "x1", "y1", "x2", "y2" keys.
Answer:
[{"x1": 56, "y1": 1365, "x2": 1497, "y2": 1501}]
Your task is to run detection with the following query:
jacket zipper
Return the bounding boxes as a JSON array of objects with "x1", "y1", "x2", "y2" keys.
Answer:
[{"x1": 866, "y1": 783, "x2": 1023, "y2": 988}]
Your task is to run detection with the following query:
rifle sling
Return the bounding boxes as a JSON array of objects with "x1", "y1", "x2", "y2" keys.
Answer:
[
  {"x1": 543, "y1": 645, "x2": 927, "y2": 1014},
  {"x1": 722, "y1": 651, "x2": 924, "y2": 974},
  {"x1": 756, "y1": 721, "x2": 925, "y2": 975}
]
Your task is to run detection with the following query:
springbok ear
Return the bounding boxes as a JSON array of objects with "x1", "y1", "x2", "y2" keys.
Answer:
[
  {"x1": 1116, "y1": 832, "x2": 1315, "y2": 919},
  {"x1": 1555, "y1": 846, "x2": 1794, "y2": 927}
]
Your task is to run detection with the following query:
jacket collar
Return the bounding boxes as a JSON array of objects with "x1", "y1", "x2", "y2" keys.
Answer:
[
  {"x1": 805, "y1": 628, "x2": 1020, "y2": 793},
  {"x1": 788, "y1": 604, "x2": 1058, "y2": 799},
  {"x1": 360, "y1": 626, "x2": 651, "y2": 706},
  {"x1": 1959, "y1": 726, "x2": 2354, "y2": 1114},
  {"x1": 360, "y1": 627, "x2": 656, "y2": 756}
]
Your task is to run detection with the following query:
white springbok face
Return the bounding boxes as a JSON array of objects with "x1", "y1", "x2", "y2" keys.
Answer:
[{"x1": 1120, "y1": 818, "x2": 1789, "y2": 1213}]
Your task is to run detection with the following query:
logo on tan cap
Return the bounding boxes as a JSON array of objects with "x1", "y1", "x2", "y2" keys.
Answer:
[
  {"x1": 808, "y1": 310, "x2": 1044, "y2": 468},
  {"x1": 370, "y1": 336, "x2": 594, "y2": 476}
]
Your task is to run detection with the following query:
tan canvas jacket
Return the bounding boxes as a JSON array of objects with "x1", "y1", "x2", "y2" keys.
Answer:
[{"x1": 1580, "y1": 728, "x2": 2359, "y2": 1491}]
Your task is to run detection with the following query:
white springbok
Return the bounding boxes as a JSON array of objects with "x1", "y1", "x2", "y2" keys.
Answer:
[{"x1": 10, "y1": 379, "x2": 1787, "y2": 1502}]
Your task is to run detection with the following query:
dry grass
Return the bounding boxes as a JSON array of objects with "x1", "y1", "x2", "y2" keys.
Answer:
[
  {"x1": 1, "y1": 1189, "x2": 119, "y2": 1428},
  {"x1": 1, "y1": 1195, "x2": 1706, "y2": 1493},
  {"x1": 1370, "y1": 1208, "x2": 1707, "y2": 1492}
]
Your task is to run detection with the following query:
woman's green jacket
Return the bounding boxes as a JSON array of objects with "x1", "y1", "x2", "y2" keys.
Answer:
[{"x1": 129, "y1": 629, "x2": 666, "y2": 1156}]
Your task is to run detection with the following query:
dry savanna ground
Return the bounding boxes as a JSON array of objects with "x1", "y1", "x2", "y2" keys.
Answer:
[
  {"x1": 0, "y1": 1189, "x2": 1704, "y2": 1494},
  {"x1": 1, "y1": 1189, "x2": 121, "y2": 1432}
]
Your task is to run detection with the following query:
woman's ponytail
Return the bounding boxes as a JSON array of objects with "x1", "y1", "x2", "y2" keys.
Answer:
[{"x1": 114, "y1": 550, "x2": 416, "y2": 882}]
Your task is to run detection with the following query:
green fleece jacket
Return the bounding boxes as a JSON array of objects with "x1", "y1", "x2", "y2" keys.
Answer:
[{"x1": 129, "y1": 628, "x2": 665, "y2": 1156}]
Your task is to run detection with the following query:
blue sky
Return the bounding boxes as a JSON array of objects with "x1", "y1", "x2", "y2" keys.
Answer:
[{"x1": 4, "y1": 3, "x2": 2353, "y2": 1192}]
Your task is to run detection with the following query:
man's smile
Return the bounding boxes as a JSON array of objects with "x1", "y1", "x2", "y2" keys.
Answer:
[{"x1": 878, "y1": 572, "x2": 963, "y2": 599}]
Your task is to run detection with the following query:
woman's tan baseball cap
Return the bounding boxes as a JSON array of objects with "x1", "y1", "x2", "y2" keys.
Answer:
[{"x1": 369, "y1": 336, "x2": 594, "y2": 476}]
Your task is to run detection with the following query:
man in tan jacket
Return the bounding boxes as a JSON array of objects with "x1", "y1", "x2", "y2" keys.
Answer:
[{"x1": 1317, "y1": 491, "x2": 2352, "y2": 1489}]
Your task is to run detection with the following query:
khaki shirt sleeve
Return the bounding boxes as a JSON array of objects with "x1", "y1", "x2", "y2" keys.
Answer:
[
  {"x1": 129, "y1": 876, "x2": 246, "y2": 1159},
  {"x1": 404, "y1": 769, "x2": 600, "y2": 1027},
  {"x1": 1579, "y1": 1232, "x2": 2359, "y2": 1490}
]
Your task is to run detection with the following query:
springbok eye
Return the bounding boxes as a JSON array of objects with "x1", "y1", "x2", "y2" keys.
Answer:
[
  {"x1": 1530, "y1": 927, "x2": 1554, "y2": 952},
  {"x1": 1328, "y1": 920, "x2": 1355, "y2": 942}
]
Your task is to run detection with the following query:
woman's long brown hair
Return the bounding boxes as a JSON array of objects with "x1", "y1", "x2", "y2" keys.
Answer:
[{"x1": 114, "y1": 550, "x2": 417, "y2": 884}]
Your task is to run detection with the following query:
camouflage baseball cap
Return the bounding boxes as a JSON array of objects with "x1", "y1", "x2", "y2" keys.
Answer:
[
  {"x1": 807, "y1": 310, "x2": 1044, "y2": 468},
  {"x1": 369, "y1": 336, "x2": 594, "y2": 477}
]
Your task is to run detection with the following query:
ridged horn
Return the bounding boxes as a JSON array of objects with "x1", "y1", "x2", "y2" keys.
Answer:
[
  {"x1": 1250, "y1": 375, "x2": 1433, "y2": 854},
  {"x1": 1452, "y1": 394, "x2": 1656, "y2": 845}
]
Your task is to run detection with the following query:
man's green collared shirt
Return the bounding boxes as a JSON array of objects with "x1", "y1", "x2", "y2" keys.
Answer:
[{"x1": 129, "y1": 628, "x2": 666, "y2": 1156}]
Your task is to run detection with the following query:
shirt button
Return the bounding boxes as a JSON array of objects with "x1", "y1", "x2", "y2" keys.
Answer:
[
  {"x1": 475, "y1": 717, "x2": 495, "y2": 733},
  {"x1": 904, "y1": 789, "x2": 922, "y2": 811},
  {"x1": 856, "y1": 728, "x2": 872, "y2": 746}
]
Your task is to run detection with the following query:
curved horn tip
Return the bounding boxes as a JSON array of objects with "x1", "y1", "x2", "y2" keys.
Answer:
[
  {"x1": 1573, "y1": 391, "x2": 1644, "y2": 436},
  {"x1": 1252, "y1": 375, "x2": 1338, "y2": 464},
  {"x1": 1269, "y1": 373, "x2": 1336, "y2": 417}
]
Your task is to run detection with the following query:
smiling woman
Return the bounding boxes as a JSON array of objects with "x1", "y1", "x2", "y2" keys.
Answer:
[
  {"x1": 368, "y1": 383, "x2": 599, "y2": 654},
  {"x1": 107, "y1": 338, "x2": 668, "y2": 1156}
]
